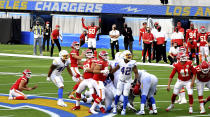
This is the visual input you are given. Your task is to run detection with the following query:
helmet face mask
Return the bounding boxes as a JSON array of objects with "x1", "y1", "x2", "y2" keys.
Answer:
[
  {"x1": 200, "y1": 61, "x2": 210, "y2": 74},
  {"x1": 123, "y1": 50, "x2": 132, "y2": 61},
  {"x1": 177, "y1": 52, "x2": 187, "y2": 62},
  {"x1": 85, "y1": 49, "x2": 93, "y2": 58},
  {"x1": 99, "y1": 51, "x2": 108, "y2": 61},
  {"x1": 200, "y1": 26, "x2": 206, "y2": 33},
  {"x1": 71, "y1": 41, "x2": 80, "y2": 50},
  {"x1": 23, "y1": 69, "x2": 32, "y2": 78}
]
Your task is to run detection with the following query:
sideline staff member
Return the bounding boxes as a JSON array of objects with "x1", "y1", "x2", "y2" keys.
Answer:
[
  {"x1": 51, "y1": 25, "x2": 62, "y2": 57},
  {"x1": 109, "y1": 24, "x2": 120, "y2": 60}
]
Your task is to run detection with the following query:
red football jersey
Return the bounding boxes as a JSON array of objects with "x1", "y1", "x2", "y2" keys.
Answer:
[
  {"x1": 195, "y1": 66, "x2": 210, "y2": 82},
  {"x1": 187, "y1": 41, "x2": 197, "y2": 49},
  {"x1": 93, "y1": 60, "x2": 109, "y2": 81},
  {"x1": 139, "y1": 28, "x2": 146, "y2": 42},
  {"x1": 83, "y1": 58, "x2": 97, "y2": 79},
  {"x1": 10, "y1": 76, "x2": 28, "y2": 91},
  {"x1": 51, "y1": 29, "x2": 59, "y2": 40},
  {"x1": 87, "y1": 26, "x2": 98, "y2": 38},
  {"x1": 186, "y1": 29, "x2": 198, "y2": 42},
  {"x1": 70, "y1": 49, "x2": 79, "y2": 67},
  {"x1": 169, "y1": 60, "x2": 196, "y2": 81},
  {"x1": 174, "y1": 27, "x2": 185, "y2": 34},
  {"x1": 198, "y1": 33, "x2": 208, "y2": 46},
  {"x1": 142, "y1": 32, "x2": 154, "y2": 44}
]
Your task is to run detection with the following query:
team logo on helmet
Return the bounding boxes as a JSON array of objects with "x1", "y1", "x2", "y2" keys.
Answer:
[
  {"x1": 85, "y1": 49, "x2": 93, "y2": 58},
  {"x1": 200, "y1": 61, "x2": 210, "y2": 74}
]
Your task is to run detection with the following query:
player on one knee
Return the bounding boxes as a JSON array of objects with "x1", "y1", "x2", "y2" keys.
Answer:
[
  {"x1": 9, "y1": 69, "x2": 37, "y2": 100},
  {"x1": 47, "y1": 50, "x2": 72, "y2": 107},
  {"x1": 195, "y1": 61, "x2": 210, "y2": 114},
  {"x1": 136, "y1": 70, "x2": 158, "y2": 115},
  {"x1": 89, "y1": 51, "x2": 109, "y2": 114},
  {"x1": 166, "y1": 52, "x2": 196, "y2": 114},
  {"x1": 71, "y1": 49, "x2": 96, "y2": 110},
  {"x1": 68, "y1": 41, "x2": 84, "y2": 99},
  {"x1": 111, "y1": 50, "x2": 139, "y2": 115}
]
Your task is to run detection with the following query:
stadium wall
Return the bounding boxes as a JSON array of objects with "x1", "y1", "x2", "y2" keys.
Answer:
[{"x1": 20, "y1": 32, "x2": 171, "y2": 52}]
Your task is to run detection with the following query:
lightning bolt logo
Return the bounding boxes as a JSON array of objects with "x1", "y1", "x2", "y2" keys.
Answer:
[{"x1": 122, "y1": 7, "x2": 144, "y2": 13}]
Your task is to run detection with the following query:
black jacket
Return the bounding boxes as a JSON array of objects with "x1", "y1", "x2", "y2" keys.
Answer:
[{"x1": 122, "y1": 27, "x2": 134, "y2": 42}]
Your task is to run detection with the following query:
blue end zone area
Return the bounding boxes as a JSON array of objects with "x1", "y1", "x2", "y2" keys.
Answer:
[{"x1": 21, "y1": 32, "x2": 171, "y2": 52}]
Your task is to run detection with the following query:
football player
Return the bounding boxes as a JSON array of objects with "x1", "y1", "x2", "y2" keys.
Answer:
[
  {"x1": 166, "y1": 52, "x2": 196, "y2": 113},
  {"x1": 89, "y1": 51, "x2": 109, "y2": 114},
  {"x1": 82, "y1": 17, "x2": 101, "y2": 54},
  {"x1": 136, "y1": 70, "x2": 158, "y2": 115},
  {"x1": 186, "y1": 23, "x2": 198, "y2": 43},
  {"x1": 71, "y1": 49, "x2": 96, "y2": 110},
  {"x1": 9, "y1": 69, "x2": 37, "y2": 100},
  {"x1": 111, "y1": 50, "x2": 139, "y2": 115},
  {"x1": 187, "y1": 38, "x2": 199, "y2": 65},
  {"x1": 68, "y1": 41, "x2": 84, "y2": 99},
  {"x1": 198, "y1": 26, "x2": 209, "y2": 62},
  {"x1": 47, "y1": 50, "x2": 72, "y2": 107},
  {"x1": 195, "y1": 61, "x2": 210, "y2": 114}
]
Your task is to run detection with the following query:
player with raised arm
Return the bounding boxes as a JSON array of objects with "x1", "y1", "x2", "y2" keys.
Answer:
[
  {"x1": 68, "y1": 41, "x2": 84, "y2": 99},
  {"x1": 71, "y1": 49, "x2": 96, "y2": 110},
  {"x1": 195, "y1": 61, "x2": 210, "y2": 114},
  {"x1": 47, "y1": 50, "x2": 72, "y2": 107},
  {"x1": 136, "y1": 70, "x2": 158, "y2": 115},
  {"x1": 9, "y1": 69, "x2": 37, "y2": 100},
  {"x1": 111, "y1": 50, "x2": 139, "y2": 115},
  {"x1": 166, "y1": 52, "x2": 196, "y2": 113},
  {"x1": 89, "y1": 51, "x2": 109, "y2": 114},
  {"x1": 82, "y1": 17, "x2": 101, "y2": 55}
]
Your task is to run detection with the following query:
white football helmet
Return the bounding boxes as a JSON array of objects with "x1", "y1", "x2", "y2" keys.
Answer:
[
  {"x1": 115, "y1": 52, "x2": 122, "y2": 61},
  {"x1": 59, "y1": 50, "x2": 69, "y2": 60},
  {"x1": 123, "y1": 50, "x2": 132, "y2": 61}
]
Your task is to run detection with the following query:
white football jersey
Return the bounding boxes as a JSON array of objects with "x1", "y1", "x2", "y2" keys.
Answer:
[
  {"x1": 118, "y1": 59, "x2": 136, "y2": 82},
  {"x1": 138, "y1": 70, "x2": 157, "y2": 83},
  {"x1": 110, "y1": 60, "x2": 121, "y2": 88},
  {"x1": 51, "y1": 58, "x2": 71, "y2": 76}
]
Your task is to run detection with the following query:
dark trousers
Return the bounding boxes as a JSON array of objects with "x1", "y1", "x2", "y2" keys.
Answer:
[
  {"x1": 143, "y1": 43, "x2": 152, "y2": 63},
  {"x1": 110, "y1": 40, "x2": 119, "y2": 60},
  {"x1": 156, "y1": 44, "x2": 167, "y2": 63},
  {"x1": 152, "y1": 42, "x2": 157, "y2": 60},
  {"x1": 80, "y1": 39, "x2": 85, "y2": 47},
  {"x1": 168, "y1": 55, "x2": 177, "y2": 65},
  {"x1": 51, "y1": 39, "x2": 61, "y2": 57},
  {"x1": 124, "y1": 41, "x2": 133, "y2": 53},
  {"x1": 189, "y1": 49, "x2": 199, "y2": 65},
  {"x1": 160, "y1": 0, "x2": 168, "y2": 4},
  {"x1": 42, "y1": 37, "x2": 50, "y2": 51}
]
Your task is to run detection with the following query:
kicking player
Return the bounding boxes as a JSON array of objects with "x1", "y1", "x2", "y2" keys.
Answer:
[
  {"x1": 71, "y1": 49, "x2": 96, "y2": 110},
  {"x1": 195, "y1": 61, "x2": 210, "y2": 114},
  {"x1": 68, "y1": 41, "x2": 84, "y2": 99},
  {"x1": 111, "y1": 50, "x2": 139, "y2": 115},
  {"x1": 166, "y1": 52, "x2": 196, "y2": 113},
  {"x1": 9, "y1": 69, "x2": 37, "y2": 100},
  {"x1": 136, "y1": 70, "x2": 158, "y2": 115},
  {"x1": 47, "y1": 50, "x2": 72, "y2": 107},
  {"x1": 89, "y1": 51, "x2": 109, "y2": 114}
]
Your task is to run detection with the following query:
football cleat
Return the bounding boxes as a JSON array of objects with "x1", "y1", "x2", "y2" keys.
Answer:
[
  {"x1": 200, "y1": 106, "x2": 206, "y2": 114},
  {"x1": 153, "y1": 109, "x2": 158, "y2": 114},
  {"x1": 112, "y1": 107, "x2": 117, "y2": 114},
  {"x1": 166, "y1": 104, "x2": 174, "y2": 112},
  {"x1": 189, "y1": 107, "x2": 193, "y2": 114},
  {"x1": 89, "y1": 109, "x2": 98, "y2": 114},
  {"x1": 71, "y1": 106, "x2": 80, "y2": 110},
  {"x1": 149, "y1": 109, "x2": 154, "y2": 114},
  {"x1": 136, "y1": 110, "x2": 145, "y2": 115},
  {"x1": 57, "y1": 99, "x2": 67, "y2": 107},
  {"x1": 127, "y1": 103, "x2": 137, "y2": 112},
  {"x1": 121, "y1": 109, "x2": 126, "y2": 115},
  {"x1": 100, "y1": 107, "x2": 106, "y2": 113}
]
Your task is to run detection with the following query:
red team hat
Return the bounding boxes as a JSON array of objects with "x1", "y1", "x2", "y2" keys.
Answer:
[{"x1": 55, "y1": 25, "x2": 60, "y2": 28}]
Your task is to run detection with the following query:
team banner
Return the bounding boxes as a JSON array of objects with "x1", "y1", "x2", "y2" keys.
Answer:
[{"x1": 0, "y1": 0, "x2": 210, "y2": 17}]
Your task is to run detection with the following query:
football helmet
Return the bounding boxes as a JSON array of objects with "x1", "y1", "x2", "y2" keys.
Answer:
[
  {"x1": 59, "y1": 50, "x2": 69, "y2": 60},
  {"x1": 123, "y1": 50, "x2": 132, "y2": 61},
  {"x1": 71, "y1": 41, "x2": 80, "y2": 50},
  {"x1": 200, "y1": 61, "x2": 210, "y2": 74},
  {"x1": 23, "y1": 69, "x2": 32, "y2": 78},
  {"x1": 99, "y1": 51, "x2": 108, "y2": 61},
  {"x1": 179, "y1": 46, "x2": 186, "y2": 53},
  {"x1": 85, "y1": 49, "x2": 93, "y2": 58},
  {"x1": 177, "y1": 52, "x2": 188, "y2": 62},
  {"x1": 115, "y1": 52, "x2": 122, "y2": 61},
  {"x1": 200, "y1": 26, "x2": 206, "y2": 33}
]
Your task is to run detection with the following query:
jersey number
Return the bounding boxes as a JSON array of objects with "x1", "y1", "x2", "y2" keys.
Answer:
[
  {"x1": 121, "y1": 67, "x2": 131, "y2": 75},
  {"x1": 57, "y1": 67, "x2": 65, "y2": 72},
  {"x1": 200, "y1": 36, "x2": 206, "y2": 42},
  {"x1": 89, "y1": 29, "x2": 96, "y2": 34},
  {"x1": 189, "y1": 32, "x2": 196, "y2": 38},
  {"x1": 180, "y1": 69, "x2": 189, "y2": 77}
]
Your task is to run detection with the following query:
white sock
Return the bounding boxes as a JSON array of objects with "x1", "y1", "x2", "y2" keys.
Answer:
[
  {"x1": 76, "y1": 100, "x2": 80, "y2": 106},
  {"x1": 140, "y1": 104, "x2": 145, "y2": 111},
  {"x1": 152, "y1": 104, "x2": 157, "y2": 110},
  {"x1": 86, "y1": 97, "x2": 93, "y2": 103},
  {"x1": 90, "y1": 102, "x2": 98, "y2": 110},
  {"x1": 200, "y1": 103, "x2": 204, "y2": 107}
]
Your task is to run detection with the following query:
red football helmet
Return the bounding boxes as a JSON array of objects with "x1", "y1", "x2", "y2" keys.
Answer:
[
  {"x1": 71, "y1": 41, "x2": 80, "y2": 50},
  {"x1": 99, "y1": 51, "x2": 108, "y2": 60},
  {"x1": 85, "y1": 49, "x2": 93, "y2": 58},
  {"x1": 179, "y1": 46, "x2": 186, "y2": 53},
  {"x1": 200, "y1": 26, "x2": 206, "y2": 33},
  {"x1": 177, "y1": 52, "x2": 188, "y2": 62},
  {"x1": 200, "y1": 61, "x2": 210, "y2": 74},
  {"x1": 133, "y1": 83, "x2": 140, "y2": 96},
  {"x1": 23, "y1": 69, "x2": 32, "y2": 78}
]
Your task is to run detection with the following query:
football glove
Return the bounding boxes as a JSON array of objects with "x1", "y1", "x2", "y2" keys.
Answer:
[{"x1": 46, "y1": 77, "x2": 51, "y2": 82}]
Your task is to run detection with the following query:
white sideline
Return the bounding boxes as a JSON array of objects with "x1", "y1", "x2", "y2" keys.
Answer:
[{"x1": 0, "y1": 53, "x2": 173, "y2": 67}]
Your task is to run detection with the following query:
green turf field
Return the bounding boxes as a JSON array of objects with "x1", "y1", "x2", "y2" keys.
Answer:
[{"x1": 0, "y1": 44, "x2": 209, "y2": 117}]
